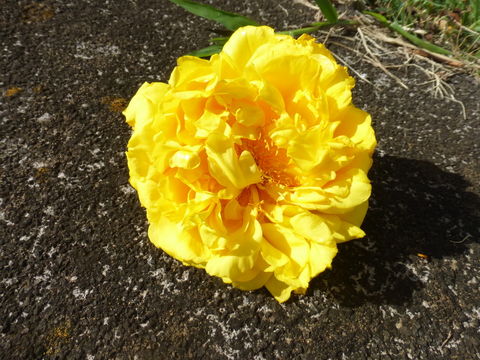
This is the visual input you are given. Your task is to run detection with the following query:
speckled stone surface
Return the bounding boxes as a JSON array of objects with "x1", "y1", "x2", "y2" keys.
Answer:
[{"x1": 1, "y1": 1, "x2": 479, "y2": 359}]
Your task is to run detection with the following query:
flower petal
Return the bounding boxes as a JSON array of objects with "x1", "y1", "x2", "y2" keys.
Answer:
[
  {"x1": 265, "y1": 276, "x2": 294, "y2": 303},
  {"x1": 123, "y1": 82, "x2": 168, "y2": 129},
  {"x1": 222, "y1": 26, "x2": 275, "y2": 71},
  {"x1": 149, "y1": 217, "x2": 207, "y2": 265},
  {"x1": 205, "y1": 133, "x2": 262, "y2": 190},
  {"x1": 290, "y1": 211, "x2": 334, "y2": 245}
]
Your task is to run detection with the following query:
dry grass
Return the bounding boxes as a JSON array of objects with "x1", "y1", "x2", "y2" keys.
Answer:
[{"x1": 307, "y1": 14, "x2": 475, "y2": 119}]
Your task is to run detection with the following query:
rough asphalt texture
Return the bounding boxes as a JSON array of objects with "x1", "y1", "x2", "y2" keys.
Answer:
[{"x1": 1, "y1": 0, "x2": 479, "y2": 359}]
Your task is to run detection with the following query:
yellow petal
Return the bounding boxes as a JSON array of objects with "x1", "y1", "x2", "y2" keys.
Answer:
[
  {"x1": 287, "y1": 124, "x2": 332, "y2": 172},
  {"x1": 205, "y1": 253, "x2": 257, "y2": 281},
  {"x1": 289, "y1": 168, "x2": 371, "y2": 213},
  {"x1": 309, "y1": 242, "x2": 337, "y2": 277},
  {"x1": 334, "y1": 106, "x2": 377, "y2": 151},
  {"x1": 290, "y1": 211, "x2": 334, "y2": 245},
  {"x1": 323, "y1": 168, "x2": 371, "y2": 211},
  {"x1": 223, "y1": 198, "x2": 243, "y2": 221},
  {"x1": 169, "y1": 55, "x2": 215, "y2": 89},
  {"x1": 149, "y1": 217, "x2": 207, "y2": 265},
  {"x1": 265, "y1": 276, "x2": 293, "y2": 303},
  {"x1": 221, "y1": 26, "x2": 275, "y2": 71},
  {"x1": 123, "y1": 82, "x2": 169, "y2": 129},
  {"x1": 194, "y1": 109, "x2": 228, "y2": 138},
  {"x1": 333, "y1": 221, "x2": 366, "y2": 243},
  {"x1": 341, "y1": 199, "x2": 370, "y2": 227},
  {"x1": 233, "y1": 270, "x2": 272, "y2": 291},
  {"x1": 235, "y1": 103, "x2": 265, "y2": 127},
  {"x1": 199, "y1": 224, "x2": 228, "y2": 251},
  {"x1": 205, "y1": 133, "x2": 262, "y2": 190},
  {"x1": 169, "y1": 149, "x2": 201, "y2": 169},
  {"x1": 260, "y1": 239, "x2": 290, "y2": 271},
  {"x1": 324, "y1": 68, "x2": 355, "y2": 114},
  {"x1": 262, "y1": 223, "x2": 309, "y2": 271},
  {"x1": 249, "y1": 46, "x2": 321, "y2": 98},
  {"x1": 252, "y1": 80, "x2": 285, "y2": 113},
  {"x1": 320, "y1": 210, "x2": 367, "y2": 243}
]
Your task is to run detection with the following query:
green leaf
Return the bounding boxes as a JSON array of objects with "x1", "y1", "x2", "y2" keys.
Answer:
[
  {"x1": 189, "y1": 44, "x2": 224, "y2": 58},
  {"x1": 314, "y1": 0, "x2": 338, "y2": 24},
  {"x1": 365, "y1": 11, "x2": 452, "y2": 56},
  {"x1": 169, "y1": 0, "x2": 258, "y2": 31}
]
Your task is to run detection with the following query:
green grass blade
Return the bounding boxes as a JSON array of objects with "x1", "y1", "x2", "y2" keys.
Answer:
[
  {"x1": 473, "y1": 0, "x2": 480, "y2": 24},
  {"x1": 278, "y1": 23, "x2": 328, "y2": 37},
  {"x1": 169, "y1": 0, "x2": 258, "y2": 31},
  {"x1": 314, "y1": 0, "x2": 338, "y2": 23},
  {"x1": 210, "y1": 37, "x2": 229, "y2": 45},
  {"x1": 365, "y1": 11, "x2": 452, "y2": 56},
  {"x1": 189, "y1": 44, "x2": 223, "y2": 58},
  {"x1": 278, "y1": 20, "x2": 358, "y2": 38},
  {"x1": 310, "y1": 19, "x2": 357, "y2": 27}
]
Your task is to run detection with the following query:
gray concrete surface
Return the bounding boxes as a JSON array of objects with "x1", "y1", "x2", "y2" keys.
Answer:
[{"x1": 1, "y1": 0, "x2": 479, "y2": 359}]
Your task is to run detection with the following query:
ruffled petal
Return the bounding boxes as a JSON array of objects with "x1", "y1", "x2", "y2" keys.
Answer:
[
  {"x1": 222, "y1": 26, "x2": 275, "y2": 71},
  {"x1": 205, "y1": 133, "x2": 262, "y2": 190}
]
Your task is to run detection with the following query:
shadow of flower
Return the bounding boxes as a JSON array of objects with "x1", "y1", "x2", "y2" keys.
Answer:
[{"x1": 309, "y1": 154, "x2": 480, "y2": 307}]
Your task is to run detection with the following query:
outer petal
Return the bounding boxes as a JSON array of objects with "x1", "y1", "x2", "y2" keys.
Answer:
[
  {"x1": 289, "y1": 168, "x2": 372, "y2": 213},
  {"x1": 149, "y1": 217, "x2": 208, "y2": 265},
  {"x1": 222, "y1": 26, "x2": 276, "y2": 71},
  {"x1": 289, "y1": 211, "x2": 334, "y2": 245},
  {"x1": 205, "y1": 253, "x2": 257, "y2": 281},
  {"x1": 334, "y1": 106, "x2": 377, "y2": 152},
  {"x1": 169, "y1": 56, "x2": 215, "y2": 90},
  {"x1": 260, "y1": 238, "x2": 290, "y2": 271},
  {"x1": 233, "y1": 270, "x2": 272, "y2": 291},
  {"x1": 248, "y1": 45, "x2": 321, "y2": 98},
  {"x1": 262, "y1": 223, "x2": 309, "y2": 272},
  {"x1": 123, "y1": 82, "x2": 168, "y2": 129},
  {"x1": 309, "y1": 242, "x2": 337, "y2": 277},
  {"x1": 265, "y1": 276, "x2": 294, "y2": 303}
]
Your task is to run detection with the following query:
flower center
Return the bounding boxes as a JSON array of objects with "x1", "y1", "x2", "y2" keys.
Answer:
[{"x1": 238, "y1": 133, "x2": 299, "y2": 188}]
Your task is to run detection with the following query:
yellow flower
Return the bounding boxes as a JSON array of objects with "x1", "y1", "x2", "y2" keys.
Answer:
[{"x1": 124, "y1": 26, "x2": 376, "y2": 302}]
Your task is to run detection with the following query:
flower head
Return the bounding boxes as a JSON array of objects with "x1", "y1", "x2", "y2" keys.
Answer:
[{"x1": 124, "y1": 26, "x2": 376, "y2": 302}]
